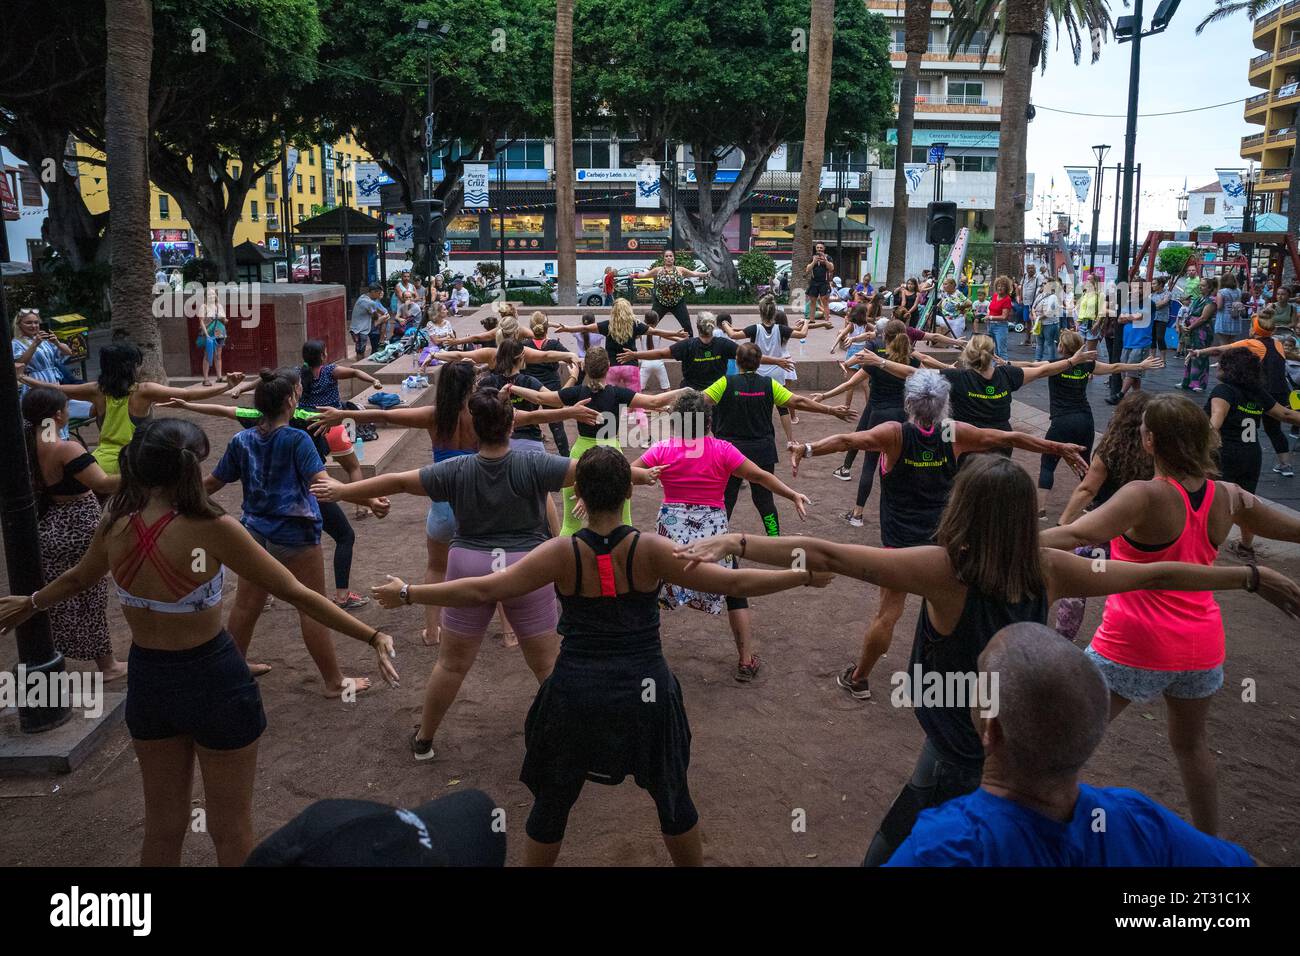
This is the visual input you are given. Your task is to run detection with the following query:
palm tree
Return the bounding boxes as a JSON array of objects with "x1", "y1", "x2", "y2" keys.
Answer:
[
  {"x1": 1197, "y1": 2, "x2": 1300, "y2": 247},
  {"x1": 553, "y1": 0, "x2": 577, "y2": 307},
  {"x1": 792, "y1": 1, "x2": 836, "y2": 295},
  {"x1": 949, "y1": 0, "x2": 1113, "y2": 276},
  {"x1": 886, "y1": 0, "x2": 933, "y2": 289},
  {"x1": 105, "y1": 0, "x2": 166, "y2": 381}
]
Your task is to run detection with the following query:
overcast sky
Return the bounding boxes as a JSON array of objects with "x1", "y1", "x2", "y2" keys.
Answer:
[{"x1": 1025, "y1": 0, "x2": 1257, "y2": 241}]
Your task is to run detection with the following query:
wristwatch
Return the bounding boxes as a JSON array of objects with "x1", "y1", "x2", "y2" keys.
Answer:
[{"x1": 400, "y1": 584, "x2": 411, "y2": 605}]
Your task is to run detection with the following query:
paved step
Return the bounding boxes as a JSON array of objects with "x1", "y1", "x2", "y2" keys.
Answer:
[{"x1": 327, "y1": 377, "x2": 437, "y2": 479}]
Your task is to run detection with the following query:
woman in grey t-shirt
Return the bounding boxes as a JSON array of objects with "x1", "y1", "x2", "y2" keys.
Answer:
[{"x1": 312, "y1": 386, "x2": 663, "y2": 761}]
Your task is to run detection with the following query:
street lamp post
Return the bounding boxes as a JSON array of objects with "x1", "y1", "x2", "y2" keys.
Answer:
[
  {"x1": 1108, "y1": 0, "x2": 1180, "y2": 400},
  {"x1": 338, "y1": 158, "x2": 352, "y2": 305},
  {"x1": 414, "y1": 20, "x2": 450, "y2": 281},
  {"x1": 1088, "y1": 144, "x2": 1109, "y2": 270},
  {"x1": 668, "y1": 156, "x2": 677, "y2": 254},
  {"x1": 497, "y1": 154, "x2": 507, "y2": 286}
]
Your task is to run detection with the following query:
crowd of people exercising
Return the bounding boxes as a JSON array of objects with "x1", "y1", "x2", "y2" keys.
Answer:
[{"x1": 4, "y1": 283, "x2": 1300, "y2": 868}]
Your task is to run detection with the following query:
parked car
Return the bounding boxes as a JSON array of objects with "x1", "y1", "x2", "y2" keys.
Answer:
[
  {"x1": 485, "y1": 277, "x2": 558, "y2": 304},
  {"x1": 292, "y1": 254, "x2": 321, "y2": 281},
  {"x1": 575, "y1": 280, "x2": 608, "y2": 306}
]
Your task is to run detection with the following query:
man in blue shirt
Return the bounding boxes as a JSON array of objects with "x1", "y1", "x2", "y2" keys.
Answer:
[
  {"x1": 1106, "y1": 279, "x2": 1165, "y2": 406},
  {"x1": 887, "y1": 623, "x2": 1254, "y2": 867}
]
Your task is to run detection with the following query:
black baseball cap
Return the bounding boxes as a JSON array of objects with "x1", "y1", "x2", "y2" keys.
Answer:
[{"x1": 245, "y1": 789, "x2": 505, "y2": 867}]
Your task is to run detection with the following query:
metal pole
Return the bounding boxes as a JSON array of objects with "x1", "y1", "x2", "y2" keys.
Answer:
[
  {"x1": 1089, "y1": 154, "x2": 1104, "y2": 269},
  {"x1": 836, "y1": 164, "x2": 844, "y2": 273},
  {"x1": 0, "y1": 223, "x2": 71, "y2": 733},
  {"x1": 1110, "y1": 0, "x2": 1143, "y2": 400},
  {"x1": 425, "y1": 43, "x2": 435, "y2": 283},
  {"x1": 340, "y1": 160, "x2": 352, "y2": 307},
  {"x1": 1110, "y1": 163, "x2": 1121, "y2": 264},
  {"x1": 498, "y1": 155, "x2": 506, "y2": 285},
  {"x1": 1132, "y1": 162, "x2": 1142, "y2": 264},
  {"x1": 280, "y1": 139, "x2": 293, "y2": 283},
  {"x1": 669, "y1": 157, "x2": 677, "y2": 254}
]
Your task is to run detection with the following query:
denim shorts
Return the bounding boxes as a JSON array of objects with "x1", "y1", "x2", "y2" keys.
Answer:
[
  {"x1": 426, "y1": 500, "x2": 457, "y2": 543},
  {"x1": 249, "y1": 528, "x2": 317, "y2": 564},
  {"x1": 1085, "y1": 646, "x2": 1224, "y2": 703},
  {"x1": 1120, "y1": 347, "x2": 1150, "y2": 378}
]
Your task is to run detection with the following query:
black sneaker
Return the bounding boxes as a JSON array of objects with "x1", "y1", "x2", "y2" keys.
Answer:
[
  {"x1": 831, "y1": 466, "x2": 852, "y2": 481},
  {"x1": 836, "y1": 665, "x2": 871, "y2": 700},
  {"x1": 410, "y1": 730, "x2": 436, "y2": 762}
]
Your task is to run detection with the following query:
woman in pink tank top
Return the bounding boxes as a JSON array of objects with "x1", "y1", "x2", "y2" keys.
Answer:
[{"x1": 1042, "y1": 393, "x2": 1300, "y2": 835}]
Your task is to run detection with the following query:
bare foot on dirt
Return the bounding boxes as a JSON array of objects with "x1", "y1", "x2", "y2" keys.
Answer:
[{"x1": 325, "y1": 675, "x2": 373, "y2": 698}]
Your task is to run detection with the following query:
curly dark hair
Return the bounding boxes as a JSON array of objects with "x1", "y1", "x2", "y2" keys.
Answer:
[
  {"x1": 1093, "y1": 390, "x2": 1156, "y2": 486},
  {"x1": 1217, "y1": 347, "x2": 1264, "y2": 391}
]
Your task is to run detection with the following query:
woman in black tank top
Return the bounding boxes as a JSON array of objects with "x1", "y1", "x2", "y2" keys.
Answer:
[
  {"x1": 370, "y1": 446, "x2": 830, "y2": 866},
  {"x1": 790, "y1": 368, "x2": 1085, "y2": 706},
  {"x1": 672, "y1": 453, "x2": 1282, "y2": 864}
]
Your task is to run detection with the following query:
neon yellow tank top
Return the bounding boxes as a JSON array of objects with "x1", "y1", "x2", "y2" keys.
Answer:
[{"x1": 92, "y1": 394, "x2": 136, "y2": 474}]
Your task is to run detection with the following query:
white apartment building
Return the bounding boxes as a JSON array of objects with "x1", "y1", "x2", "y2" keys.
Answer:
[{"x1": 863, "y1": 0, "x2": 1004, "y2": 281}]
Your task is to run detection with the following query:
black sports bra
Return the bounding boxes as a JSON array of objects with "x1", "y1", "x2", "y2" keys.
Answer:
[{"x1": 45, "y1": 452, "x2": 97, "y2": 495}]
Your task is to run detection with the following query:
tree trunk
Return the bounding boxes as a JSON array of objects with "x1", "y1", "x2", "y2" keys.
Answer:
[
  {"x1": 553, "y1": 0, "x2": 577, "y2": 306},
  {"x1": 105, "y1": 0, "x2": 163, "y2": 381},
  {"x1": 993, "y1": 2, "x2": 1043, "y2": 279},
  {"x1": 675, "y1": 148, "x2": 769, "y2": 290},
  {"x1": 791, "y1": 0, "x2": 836, "y2": 286},
  {"x1": 888, "y1": 1, "x2": 931, "y2": 286}
]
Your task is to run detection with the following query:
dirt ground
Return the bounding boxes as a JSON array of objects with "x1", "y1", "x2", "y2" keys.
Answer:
[{"x1": 2, "y1": 399, "x2": 1299, "y2": 867}]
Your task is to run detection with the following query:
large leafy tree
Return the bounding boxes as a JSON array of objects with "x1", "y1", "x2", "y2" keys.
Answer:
[
  {"x1": 314, "y1": 0, "x2": 552, "y2": 275},
  {"x1": 575, "y1": 0, "x2": 893, "y2": 288},
  {"x1": 949, "y1": 0, "x2": 1113, "y2": 276},
  {"x1": 0, "y1": 0, "x2": 109, "y2": 269},
  {"x1": 887, "y1": 0, "x2": 932, "y2": 289},
  {"x1": 146, "y1": 0, "x2": 323, "y2": 280},
  {"x1": 1197, "y1": 1, "x2": 1300, "y2": 253},
  {"x1": 791, "y1": 0, "x2": 836, "y2": 286}
]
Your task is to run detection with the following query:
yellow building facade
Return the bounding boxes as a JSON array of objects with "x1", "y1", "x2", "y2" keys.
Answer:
[
  {"x1": 1243, "y1": 2, "x2": 1300, "y2": 213},
  {"x1": 76, "y1": 134, "x2": 373, "y2": 262}
]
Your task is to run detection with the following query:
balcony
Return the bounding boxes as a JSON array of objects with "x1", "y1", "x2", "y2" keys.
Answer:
[
  {"x1": 1268, "y1": 126, "x2": 1297, "y2": 144},
  {"x1": 1256, "y1": 8, "x2": 1281, "y2": 33},
  {"x1": 895, "y1": 94, "x2": 1002, "y2": 116},
  {"x1": 1246, "y1": 90, "x2": 1271, "y2": 119},
  {"x1": 1251, "y1": 50, "x2": 1274, "y2": 74},
  {"x1": 1277, "y1": 40, "x2": 1300, "y2": 66},
  {"x1": 1242, "y1": 131, "x2": 1267, "y2": 152},
  {"x1": 1258, "y1": 168, "x2": 1292, "y2": 189},
  {"x1": 889, "y1": 42, "x2": 1003, "y2": 67},
  {"x1": 870, "y1": 0, "x2": 952, "y2": 12}
]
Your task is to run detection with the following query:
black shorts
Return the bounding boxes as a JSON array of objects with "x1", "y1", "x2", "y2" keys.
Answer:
[
  {"x1": 1219, "y1": 441, "x2": 1262, "y2": 494},
  {"x1": 807, "y1": 282, "x2": 831, "y2": 298},
  {"x1": 126, "y1": 630, "x2": 266, "y2": 750}
]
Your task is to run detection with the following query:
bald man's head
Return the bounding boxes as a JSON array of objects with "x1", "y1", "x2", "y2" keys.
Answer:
[{"x1": 978, "y1": 624, "x2": 1110, "y2": 779}]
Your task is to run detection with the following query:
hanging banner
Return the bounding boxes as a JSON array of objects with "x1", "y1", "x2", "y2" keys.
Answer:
[
  {"x1": 1065, "y1": 166, "x2": 1093, "y2": 204},
  {"x1": 463, "y1": 163, "x2": 490, "y2": 208},
  {"x1": 285, "y1": 147, "x2": 300, "y2": 180},
  {"x1": 903, "y1": 163, "x2": 926, "y2": 195},
  {"x1": 1215, "y1": 168, "x2": 1247, "y2": 207},
  {"x1": 636, "y1": 162, "x2": 661, "y2": 209},
  {"x1": 388, "y1": 213, "x2": 414, "y2": 254},
  {"x1": 355, "y1": 162, "x2": 394, "y2": 207}
]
